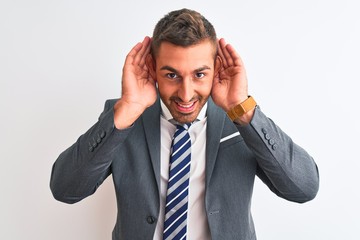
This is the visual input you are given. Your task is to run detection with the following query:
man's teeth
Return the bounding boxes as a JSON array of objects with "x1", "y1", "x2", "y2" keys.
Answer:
[{"x1": 177, "y1": 102, "x2": 194, "y2": 108}]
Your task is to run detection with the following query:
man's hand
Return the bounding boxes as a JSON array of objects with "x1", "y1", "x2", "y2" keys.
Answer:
[
  {"x1": 114, "y1": 36, "x2": 157, "y2": 129},
  {"x1": 212, "y1": 38, "x2": 254, "y2": 124}
]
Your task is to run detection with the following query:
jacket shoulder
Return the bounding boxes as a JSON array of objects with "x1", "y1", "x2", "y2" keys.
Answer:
[{"x1": 103, "y1": 98, "x2": 119, "y2": 111}]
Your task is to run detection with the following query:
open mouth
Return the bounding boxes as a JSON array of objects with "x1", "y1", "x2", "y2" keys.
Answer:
[{"x1": 175, "y1": 100, "x2": 197, "y2": 113}]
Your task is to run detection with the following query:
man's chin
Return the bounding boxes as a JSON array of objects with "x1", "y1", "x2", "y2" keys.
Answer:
[
  {"x1": 172, "y1": 112, "x2": 198, "y2": 124},
  {"x1": 167, "y1": 99, "x2": 207, "y2": 124}
]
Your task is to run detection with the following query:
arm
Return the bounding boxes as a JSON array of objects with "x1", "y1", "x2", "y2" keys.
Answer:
[
  {"x1": 50, "y1": 100, "x2": 132, "y2": 203},
  {"x1": 50, "y1": 36, "x2": 157, "y2": 203},
  {"x1": 238, "y1": 107, "x2": 319, "y2": 202},
  {"x1": 114, "y1": 36, "x2": 157, "y2": 129},
  {"x1": 212, "y1": 38, "x2": 319, "y2": 202}
]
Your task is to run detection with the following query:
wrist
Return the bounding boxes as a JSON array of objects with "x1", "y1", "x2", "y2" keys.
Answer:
[
  {"x1": 227, "y1": 96, "x2": 257, "y2": 125},
  {"x1": 113, "y1": 99, "x2": 145, "y2": 129},
  {"x1": 233, "y1": 108, "x2": 255, "y2": 125}
]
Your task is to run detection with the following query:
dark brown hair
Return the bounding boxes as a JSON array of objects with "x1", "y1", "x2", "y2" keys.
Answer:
[{"x1": 151, "y1": 8, "x2": 217, "y2": 58}]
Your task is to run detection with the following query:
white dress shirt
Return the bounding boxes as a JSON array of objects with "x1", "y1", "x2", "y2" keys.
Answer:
[{"x1": 153, "y1": 101, "x2": 211, "y2": 240}]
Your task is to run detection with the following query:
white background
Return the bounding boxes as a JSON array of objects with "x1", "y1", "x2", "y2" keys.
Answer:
[{"x1": 1, "y1": 0, "x2": 359, "y2": 239}]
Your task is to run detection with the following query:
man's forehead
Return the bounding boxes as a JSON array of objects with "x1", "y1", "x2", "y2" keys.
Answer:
[
  {"x1": 154, "y1": 41, "x2": 217, "y2": 68},
  {"x1": 156, "y1": 40, "x2": 217, "y2": 58}
]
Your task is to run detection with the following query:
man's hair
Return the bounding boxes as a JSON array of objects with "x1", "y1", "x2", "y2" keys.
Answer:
[{"x1": 151, "y1": 8, "x2": 217, "y2": 58}]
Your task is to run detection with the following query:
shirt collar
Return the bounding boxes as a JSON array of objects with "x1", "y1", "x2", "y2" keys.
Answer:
[{"x1": 160, "y1": 99, "x2": 207, "y2": 122}]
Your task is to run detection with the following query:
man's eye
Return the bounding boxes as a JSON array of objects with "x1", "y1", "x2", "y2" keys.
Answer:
[
  {"x1": 195, "y1": 72, "x2": 205, "y2": 78},
  {"x1": 166, "y1": 73, "x2": 178, "y2": 79}
]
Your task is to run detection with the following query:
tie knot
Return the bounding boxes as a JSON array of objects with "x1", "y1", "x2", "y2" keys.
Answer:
[{"x1": 177, "y1": 123, "x2": 191, "y2": 131}]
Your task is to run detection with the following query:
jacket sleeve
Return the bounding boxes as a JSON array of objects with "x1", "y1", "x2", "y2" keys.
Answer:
[
  {"x1": 50, "y1": 99, "x2": 132, "y2": 204},
  {"x1": 237, "y1": 106, "x2": 319, "y2": 203}
]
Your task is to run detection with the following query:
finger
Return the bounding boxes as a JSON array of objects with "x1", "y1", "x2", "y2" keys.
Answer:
[
  {"x1": 220, "y1": 38, "x2": 234, "y2": 67},
  {"x1": 133, "y1": 36, "x2": 150, "y2": 66},
  {"x1": 139, "y1": 37, "x2": 151, "y2": 68},
  {"x1": 217, "y1": 38, "x2": 228, "y2": 68},
  {"x1": 125, "y1": 41, "x2": 143, "y2": 66},
  {"x1": 226, "y1": 44, "x2": 244, "y2": 67}
]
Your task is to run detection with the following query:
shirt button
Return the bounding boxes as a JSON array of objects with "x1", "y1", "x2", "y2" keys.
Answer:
[{"x1": 146, "y1": 216, "x2": 155, "y2": 224}]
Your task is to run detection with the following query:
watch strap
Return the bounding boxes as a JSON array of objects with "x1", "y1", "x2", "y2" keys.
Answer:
[{"x1": 227, "y1": 96, "x2": 257, "y2": 121}]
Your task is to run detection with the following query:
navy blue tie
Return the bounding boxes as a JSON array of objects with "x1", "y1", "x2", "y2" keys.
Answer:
[{"x1": 163, "y1": 124, "x2": 191, "y2": 240}]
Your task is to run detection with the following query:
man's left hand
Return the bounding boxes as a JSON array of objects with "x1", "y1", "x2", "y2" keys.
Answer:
[{"x1": 212, "y1": 38, "x2": 249, "y2": 112}]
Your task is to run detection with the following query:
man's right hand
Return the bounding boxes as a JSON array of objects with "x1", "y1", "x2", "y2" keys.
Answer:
[{"x1": 114, "y1": 36, "x2": 157, "y2": 129}]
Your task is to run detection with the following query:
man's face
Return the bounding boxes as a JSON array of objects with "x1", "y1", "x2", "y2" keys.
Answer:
[{"x1": 154, "y1": 40, "x2": 218, "y2": 124}]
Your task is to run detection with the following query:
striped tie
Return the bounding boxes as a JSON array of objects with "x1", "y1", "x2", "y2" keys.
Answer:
[{"x1": 163, "y1": 124, "x2": 191, "y2": 240}]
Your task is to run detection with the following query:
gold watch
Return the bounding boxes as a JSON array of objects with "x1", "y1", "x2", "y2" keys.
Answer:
[{"x1": 227, "y1": 96, "x2": 257, "y2": 121}]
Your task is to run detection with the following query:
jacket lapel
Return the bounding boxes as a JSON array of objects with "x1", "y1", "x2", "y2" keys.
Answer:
[
  {"x1": 205, "y1": 98, "x2": 226, "y2": 188},
  {"x1": 140, "y1": 97, "x2": 226, "y2": 194},
  {"x1": 141, "y1": 98, "x2": 161, "y2": 193}
]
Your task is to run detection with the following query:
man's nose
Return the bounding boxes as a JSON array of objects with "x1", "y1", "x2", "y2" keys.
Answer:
[{"x1": 178, "y1": 78, "x2": 194, "y2": 102}]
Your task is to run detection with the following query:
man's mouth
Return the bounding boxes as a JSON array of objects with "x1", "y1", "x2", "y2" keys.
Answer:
[{"x1": 175, "y1": 100, "x2": 197, "y2": 113}]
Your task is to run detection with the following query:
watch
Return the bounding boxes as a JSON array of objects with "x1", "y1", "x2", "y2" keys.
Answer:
[{"x1": 226, "y1": 96, "x2": 257, "y2": 121}]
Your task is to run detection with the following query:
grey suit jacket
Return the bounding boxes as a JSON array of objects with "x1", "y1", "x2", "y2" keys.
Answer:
[{"x1": 50, "y1": 97, "x2": 319, "y2": 240}]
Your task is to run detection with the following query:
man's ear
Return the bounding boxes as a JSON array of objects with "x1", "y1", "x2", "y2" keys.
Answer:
[
  {"x1": 214, "y1": 55, "x2": 222, "y2": 75},
  {"x1": 146, "y1": 54, "x2": 156, "y2": 81}
]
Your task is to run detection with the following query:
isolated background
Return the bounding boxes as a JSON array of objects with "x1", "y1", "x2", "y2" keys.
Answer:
[{"x1": 1, "y1": 0, "x2": 359, "y2": 239}]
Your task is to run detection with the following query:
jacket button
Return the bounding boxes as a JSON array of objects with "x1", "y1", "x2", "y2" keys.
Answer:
[
  {"x1": 146, "y1": 216, "x2": 155, "y2": 224},
  {"x1": 265, "y1": 133, "x2": 271, "y2": 140},
  {"x1": 272, "y1": 143, "x2": 278, "y2": 150},
  {"x1": 269, "y1": 139, "x2": 275, "y2": 145},
  {"x1": 100, "y1": 130, "x2": 106, "y2": 139},
  {"x1": 262, "y1": 128, "x2": 267, "y2": 134}
]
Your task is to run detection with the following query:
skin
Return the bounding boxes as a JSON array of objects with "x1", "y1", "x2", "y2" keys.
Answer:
[
  {"x1": 148, "y1": 40, "x2": 219, "y2": 124},
  {"x1": 114, "y1": 36, "x2": 254, "y2": 129}
]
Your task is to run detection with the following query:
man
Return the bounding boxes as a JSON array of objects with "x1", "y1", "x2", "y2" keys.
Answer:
[{"x1": 50, "y1": 8, "x2": 319, "y2": 240}]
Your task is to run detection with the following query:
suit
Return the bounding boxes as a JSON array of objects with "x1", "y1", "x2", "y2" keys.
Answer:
[{"x1": 50, "y1": 97, "x2": 319, "y2": 240}]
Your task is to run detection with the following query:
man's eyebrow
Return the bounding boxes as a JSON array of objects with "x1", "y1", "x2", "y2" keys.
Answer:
[
  {"x1": 194, "y1": 66, "x2": 211, "y2": 72},
  {"x1": 159, "y1": 65, "x2": 211, "y2": 73},
  {"x1": 160, "y1": 66, "x2": 179, "y2": 73}
]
